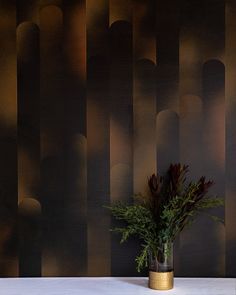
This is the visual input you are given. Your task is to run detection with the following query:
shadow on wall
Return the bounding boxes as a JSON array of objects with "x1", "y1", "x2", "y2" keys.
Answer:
[{"x1": 0, "y1": 122, "x2": 17, "y2": 277}]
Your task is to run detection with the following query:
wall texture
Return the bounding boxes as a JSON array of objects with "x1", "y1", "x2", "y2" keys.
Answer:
[{"x1": 0, "y1": 0, "x2": 235, "y2": 277}]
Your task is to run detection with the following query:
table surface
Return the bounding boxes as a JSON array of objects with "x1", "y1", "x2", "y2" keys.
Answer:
[{"x1": 0, "y1": 277, "x2": 235, "y2": 295}]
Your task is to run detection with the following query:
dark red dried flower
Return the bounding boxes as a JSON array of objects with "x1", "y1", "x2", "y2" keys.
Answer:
[
  {"x1": 148, "y1": 174, "x2": 163, "y2": 222},
  {"x1": 195, "y1": 176, "x2": 214, "y2": 202},
  {"x1": 168, "y1": 164, "x2": 189, "y2": 197},
  {"x1": 148, "y1": 174, "x2": 161, "y2": 197}
]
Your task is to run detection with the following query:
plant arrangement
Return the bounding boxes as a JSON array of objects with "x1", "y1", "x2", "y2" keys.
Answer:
[{"x1": 107, "y1": 163, "x2": 224, "y2": 274}]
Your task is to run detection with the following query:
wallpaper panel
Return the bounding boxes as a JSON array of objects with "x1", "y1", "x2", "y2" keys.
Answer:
[
  {"x1": 110, "y1": 20, "x2": 134, "y2": 276},
  {"x1": 225, "y1": 0, "x2": 236, "y2": 277},
  {"x1": 0, "y1": 1, "x2": 18, "y2": 277},
  {"x1": 17, "y1": 21, "x2": 40, "y2": 277},
  {"x1": 0, "y1": 0, "x2": 234, "y2": 277}
]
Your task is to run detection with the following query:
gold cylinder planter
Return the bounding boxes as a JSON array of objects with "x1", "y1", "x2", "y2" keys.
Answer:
[
  {"x1": 149, "y1": 271, "x2": 174, "y2": 290},
  {"x1": 148, "y1": 242, "x2": 174, "y2": 290}
]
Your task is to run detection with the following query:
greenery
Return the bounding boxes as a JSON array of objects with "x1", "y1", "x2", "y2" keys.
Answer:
[{"x1": 106, "y1": 164, "x2": 224, "y2": 272}]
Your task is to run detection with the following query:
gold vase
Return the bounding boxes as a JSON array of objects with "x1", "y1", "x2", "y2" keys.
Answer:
[{"x1": 149, "y1": 270, "x2": 174, "y2": 290}]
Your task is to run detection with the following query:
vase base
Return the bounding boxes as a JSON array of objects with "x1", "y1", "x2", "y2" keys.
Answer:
[{"x1": 149, "y1": 270, "x2": 174, "y2": 290}]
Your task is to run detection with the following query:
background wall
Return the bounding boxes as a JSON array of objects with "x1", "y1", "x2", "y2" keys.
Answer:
[{"x1": 0, "y1": 0, "x2": 235, "y2": 278}]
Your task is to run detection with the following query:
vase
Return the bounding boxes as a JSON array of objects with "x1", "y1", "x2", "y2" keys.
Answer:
[{"x1": 148, "y1": 242, "x2": 174, "y2": 290}]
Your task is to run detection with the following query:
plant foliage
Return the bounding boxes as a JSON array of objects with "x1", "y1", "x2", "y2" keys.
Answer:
[{"x1": 106, "y1": 163, "x2": 224, "y2": 272}]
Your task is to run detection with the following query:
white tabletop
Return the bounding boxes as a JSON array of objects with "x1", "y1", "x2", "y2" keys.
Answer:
[{"x1": 0, "y1": 277, "x2": 235, "y2": 295}]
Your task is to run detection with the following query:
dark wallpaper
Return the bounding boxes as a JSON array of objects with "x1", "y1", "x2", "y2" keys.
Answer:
[{"x1": 0, "y1": 0, "x2": 235, "y2": 278}]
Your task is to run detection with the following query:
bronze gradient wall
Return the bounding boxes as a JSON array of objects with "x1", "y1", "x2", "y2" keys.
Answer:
[{"x1": 0, "y1": 0, "x2": 235, "y2": 277}]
